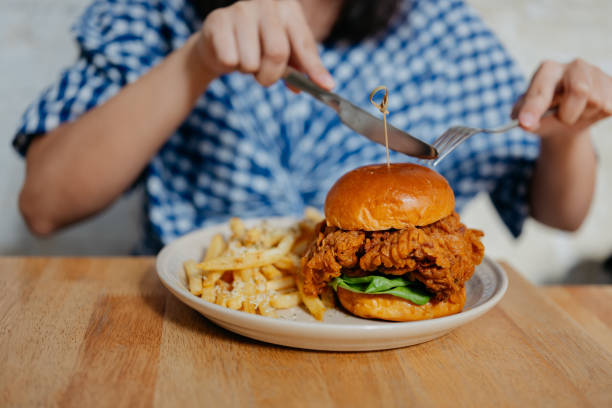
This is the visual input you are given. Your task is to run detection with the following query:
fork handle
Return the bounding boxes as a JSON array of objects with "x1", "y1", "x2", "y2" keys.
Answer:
[{"x1": 491, "y1": 106, "x2": 559, "y2": 133}]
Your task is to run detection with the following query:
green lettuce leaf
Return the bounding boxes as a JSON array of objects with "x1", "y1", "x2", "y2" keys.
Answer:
[{"x1": 331, "y1": 274, "x2": 431, "y2": 305}]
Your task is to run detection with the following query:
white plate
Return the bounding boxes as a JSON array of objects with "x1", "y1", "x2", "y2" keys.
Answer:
[{"x1": 156, "y1": 217, "x2": 508, "y2": 351}]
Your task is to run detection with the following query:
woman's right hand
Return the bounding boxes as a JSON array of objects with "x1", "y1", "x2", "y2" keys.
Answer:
[{"x1": 194, "y1": 0, "x2": 335, "y2": 89}]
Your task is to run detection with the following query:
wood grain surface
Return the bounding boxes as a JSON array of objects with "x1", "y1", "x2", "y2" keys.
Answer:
[
  {"x1": 544, "y1": 285, "x2": 612, "y2": 355},
  {"x1": 0, "y1": 257, "x2": 611, "y2": 407}
]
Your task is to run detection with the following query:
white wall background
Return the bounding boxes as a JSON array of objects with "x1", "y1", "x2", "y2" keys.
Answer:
[
  {"x1": 462, "y1": 0, "x2": 612, "y2": 284},
  {"x1": 1, "y1": 0, "x2": 611, "y2": 283},
  {"x1": 1, "y1": 0, "x2": 143, "y2": 255}
]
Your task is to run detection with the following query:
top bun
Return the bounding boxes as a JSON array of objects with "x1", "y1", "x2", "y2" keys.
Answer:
[{"x1": 324, "y1": 163, "x2": 454, "y2": 230}]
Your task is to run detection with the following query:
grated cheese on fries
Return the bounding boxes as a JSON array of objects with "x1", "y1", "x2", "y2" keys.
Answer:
[{"x1": 183, "y1": 209, "x2": 331, "y2": 320}]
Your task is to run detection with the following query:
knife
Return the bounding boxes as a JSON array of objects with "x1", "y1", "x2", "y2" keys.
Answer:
[{"x1": 283, "y1": 68, "x2": 438, "y2": 159}]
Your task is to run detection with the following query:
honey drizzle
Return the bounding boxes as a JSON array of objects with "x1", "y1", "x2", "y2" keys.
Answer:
[{"x1": 369, "y1": 86, "x2": 390, "y2": 167}]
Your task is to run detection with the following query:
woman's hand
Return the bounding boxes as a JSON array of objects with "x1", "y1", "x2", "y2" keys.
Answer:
[
  {"x1": 515, "y1": 59, "x2": 612, "y2": 138},
  {"x1": 194, "y1": 0, "x2": 335, "y2": 89},
  {"x1": 519, "y1": 59, "x2": 610, "y2": 231}
]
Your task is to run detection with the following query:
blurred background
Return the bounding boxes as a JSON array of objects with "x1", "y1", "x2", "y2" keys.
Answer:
[{"x1": 1, "y1": 0, "x2": 611, "y2": 283}]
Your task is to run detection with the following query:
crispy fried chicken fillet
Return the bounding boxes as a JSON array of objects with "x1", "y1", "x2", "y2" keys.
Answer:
[{"x1": 301, "y1": 211, "x2": 484, "y2": 300}]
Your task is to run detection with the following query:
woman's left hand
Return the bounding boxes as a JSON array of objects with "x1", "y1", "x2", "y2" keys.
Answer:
[{"x1": 514, "y1": 59, "x2": 612, "y2": 138}]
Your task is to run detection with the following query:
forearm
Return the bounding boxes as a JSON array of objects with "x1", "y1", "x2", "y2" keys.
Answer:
[
  {"x1": 20, "y1": 33, "x2": 212, "y2": 235},
  {"x1": 529, "y1": 130, "x2": 597, "y2": 231}
]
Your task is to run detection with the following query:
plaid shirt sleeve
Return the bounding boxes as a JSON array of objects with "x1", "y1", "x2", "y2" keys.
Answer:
[{"x1": 12, "y1": 0, "x2": 194, "y2": 156}]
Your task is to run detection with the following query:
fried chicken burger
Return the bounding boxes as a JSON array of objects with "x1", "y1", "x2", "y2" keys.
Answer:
[{"x1": 301, "y1": 163, "x2": 485, "y2": 321}]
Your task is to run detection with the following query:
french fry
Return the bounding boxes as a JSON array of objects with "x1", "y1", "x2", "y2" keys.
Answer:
[
  {"x1": 201, "y1": 270, "x2": 223, "y2": 302},
  {"x1": 227, "y1": 274, "x2": 244, "y2": 310},
  {"x1": 260, "y1": 264, "x2": 283, "y2": 280},
  {"x1": 229, "y1": 217, "x2": 246, "y2": 239},
  {"x1": 215, "y1": 286, "x2": 231, "y2": 307},
  {"x1": 261, "y1": 229, "x2": 286, "y2": 248},
  {"x1": 273, "y1": 254, "x2": 300, "y2": 274},
  {"x1": 291, "y1": 240, "x2": 309, "y2": 257},
  {"x1": 301, "y1": 295, "x2": 326, "y2": 321},
  {"x1": 188, "y1": 215, "x2": 332, "y2": 320},
  {"x1": 297, "y1": 274, "x2": 326, "y2": 321},
  {"x1": 203, "y1": 270, "x2": 223, "y2": 288},
  {"x1": 238, "y1": 269, "x2": 257, "y2": 308},
  {"x1": 184, "y1": 260, "x2": 203, "y2": 296},
  {"x1": 298, "y1": 220, "x2": 316, "y2": 234},
  {"x1": 258, "y1": 301, "x2": 277, "y2": 318},
  {"x1": 199, "y1": 234, "x2": 226, "y2": 304},
  {"x1": 270, "y1": 292, "x2": 301, "y2": 309},
  {"x1": 267, "y1": 276, "x2": 296, "y2": 291},
  {"x1": 244, "y1": 227, "x2": 262, "y2": 246},
  {"x1": 227, "y1": 296, "x2": 244, "y2": 310},
  {"x1": 203, "y1": 234, "x2": 227, "y2": 261},
  {"x1": 201, "y1": 286, "x2": 216, "y2": 303},
  {"x1": 197, "y1": 234, "x2": 295, "y2": 271},
  {"x1": 243, "y1": 300, "x2": 257, "y2": 314},
  {"x1": 321, "y1": 286, "x2": 336, "y2": 309},
  {"x1": 253, "y1": 269, "x2": 267, "y2": 293},
  {"x1": 304, "y1": 206, "x2": 324, "y2": 223}
]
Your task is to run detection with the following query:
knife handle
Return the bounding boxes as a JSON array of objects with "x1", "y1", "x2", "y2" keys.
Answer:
[{"x1": 283, "y1": 67, "x2": 339, "y2": 109}]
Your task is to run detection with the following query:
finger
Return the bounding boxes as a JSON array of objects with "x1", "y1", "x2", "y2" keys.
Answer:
[
  {"x1": 518, "y1": 60, "x2": 564, "y2": 131},
  {"x1": 203, "y1": 10, "x2": 239, "y2": 72},
  {"x1": 579, "y1": 69, "x2": 608, "y2": 123},
  {"x1": 511, "y1": 93, "x2": 525, "y2": 119},
  {"x1": 602, "y1": 73, "x2": 612, "y2": 118},
  {"x1": 256, "y1": 1, "x2": 290, "y2": 86},
  {"x1": 589, "y1": 71, "x2": 612, "y2": 122},
  {"x1": 281, "y1": 1, "x2": 334, "y2": 89},
  {"x1": 558, "y1": 59, "x2": 592, "y2": 125},
  {"x1": 590, "y1": 67, "x2": 612, "y2": 119},
  {"x1": 233, "y1": 2, "x2": 261, "y2": 73}
]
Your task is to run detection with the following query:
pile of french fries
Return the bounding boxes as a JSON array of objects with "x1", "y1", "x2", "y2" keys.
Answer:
[{"x1": 183, "y1": 208, "x2": 332, "y2": 320}]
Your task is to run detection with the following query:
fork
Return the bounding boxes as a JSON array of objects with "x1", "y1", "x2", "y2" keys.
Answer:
[{"x1": 427, "y1": 107, "x2": 558, "y2": 166}]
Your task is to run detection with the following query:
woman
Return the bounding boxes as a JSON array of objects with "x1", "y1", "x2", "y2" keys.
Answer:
[{"x1": 14, "y1": 0, "x2": 611, "y2": 253}]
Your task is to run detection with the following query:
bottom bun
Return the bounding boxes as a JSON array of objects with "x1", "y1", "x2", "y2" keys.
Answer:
[{"x1": 337, "y1": 287, "x2": 466, "y2": 321}]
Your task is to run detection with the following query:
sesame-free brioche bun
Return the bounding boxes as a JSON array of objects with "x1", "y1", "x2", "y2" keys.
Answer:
[
  {"x1": 337, "y1": 286, "x2": 466, "y2": 321},
  {"x1": 324, "y1": 163, "x2": 455, "y2": 231}
]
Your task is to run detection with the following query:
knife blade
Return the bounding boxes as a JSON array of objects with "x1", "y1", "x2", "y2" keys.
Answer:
[{"x1": 283, "y1": 68, "x2": 438, "y2": 160}]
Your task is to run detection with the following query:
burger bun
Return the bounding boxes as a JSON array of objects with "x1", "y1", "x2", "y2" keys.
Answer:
[
  {"x1": 324, "y1": 163, "x2": 455, "y2": 231},
  {"x1": 337, "y1": 286, "x2": 466, "y2": 322}
]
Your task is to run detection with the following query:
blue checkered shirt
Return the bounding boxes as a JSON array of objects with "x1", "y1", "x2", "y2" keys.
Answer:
[{"x1": 13, "y1": 0, "x2": 540, "y2": 254}]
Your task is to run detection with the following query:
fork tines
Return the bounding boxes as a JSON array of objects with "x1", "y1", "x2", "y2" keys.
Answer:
[{"x1": 432, "y1": 127, "x2": 478, "y2": 166}]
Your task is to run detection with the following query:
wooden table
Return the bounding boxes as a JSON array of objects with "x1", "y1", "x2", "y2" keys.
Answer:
[{"x1": 1, "y1": 257, "x2": 611, "y2": 407}]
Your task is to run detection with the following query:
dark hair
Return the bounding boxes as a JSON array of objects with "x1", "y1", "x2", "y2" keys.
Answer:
[{"x1": 188, "y1": 0, "x2": 401, "y2": 43}]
